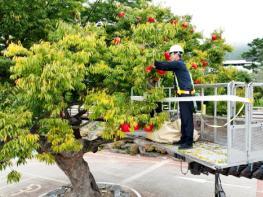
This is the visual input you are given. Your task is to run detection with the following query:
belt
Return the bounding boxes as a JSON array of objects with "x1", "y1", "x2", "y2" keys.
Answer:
[{"x1": 177, "y1": 89, "x2": 195, "y2": 95}]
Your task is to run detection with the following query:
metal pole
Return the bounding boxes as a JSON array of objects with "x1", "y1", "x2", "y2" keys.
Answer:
[
  {"x1": 227, "y1": 82, "x2": 234, "y2": 164},
  {"x1": 232, "y1": 85, "x2": 237, "y2": 125},
  {"x1": 247, "y1": 83, "x2": 253, "y2": 162},
  {"x1": 201, "y1": 87, "x2": 205, "y2": 140},
  {"x1": 214, "y1": 87, "x2": 218, "y2": 143}
]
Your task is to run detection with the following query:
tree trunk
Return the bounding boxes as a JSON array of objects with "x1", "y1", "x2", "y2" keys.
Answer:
[{"x1": 55, "y1": 152, "x2": 101, "y2": 197}]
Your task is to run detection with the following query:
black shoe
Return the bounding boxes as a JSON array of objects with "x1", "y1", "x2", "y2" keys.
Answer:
[
  {"x1": 178, "y1": 143, "x2": 193, "y2": 150},
  {"x1": 173, "y1": 140, "x2": 184, "y2": 145}
]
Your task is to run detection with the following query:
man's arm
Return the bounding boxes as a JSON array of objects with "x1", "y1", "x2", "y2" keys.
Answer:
[{"x1": 154, "y1": 60, "x2": 181, "y2": 71}]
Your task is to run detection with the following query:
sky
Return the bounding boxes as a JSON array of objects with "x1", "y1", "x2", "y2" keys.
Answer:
[{"x1": 153, "y1": 0, "x2": 263, "y2": 45}]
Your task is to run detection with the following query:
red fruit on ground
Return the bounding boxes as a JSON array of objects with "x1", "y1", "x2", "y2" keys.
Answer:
[
  {"x1": 120, "y1": 123, "x2": 130, "y2": 132},
  {"x1": 134, "y1": 123, "x2": 139, "y2": 131},
  {"x1": 143, "y1": 124, "x2": 154, "y2": 132}
]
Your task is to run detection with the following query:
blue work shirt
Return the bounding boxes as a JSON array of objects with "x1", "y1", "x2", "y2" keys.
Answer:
[{"x1": 154, "y1": 60, "x2": 193, "y2": 91}]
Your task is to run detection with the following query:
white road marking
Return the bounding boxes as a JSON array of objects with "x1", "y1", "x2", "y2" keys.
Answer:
[
  {"x1": 222, "y1": 183, "x2": 251, "y2": 189},
  {"x1": 121, "y1": 160, "x2": 170, "y2": 184},
  {"x1": 0, "y1": 177, "x2": 35, "y2": 190},
  {"x1": 176, "y1": 176, "x2": 208, "y2": 183},
  {"x1": 11, "y1": 184, "x2": 41, "y2": 196}
]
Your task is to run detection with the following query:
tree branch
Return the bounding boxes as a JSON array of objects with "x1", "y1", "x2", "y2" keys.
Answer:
[{"x1": 82, "y1": 137, "x2": 112, "y2": 153}]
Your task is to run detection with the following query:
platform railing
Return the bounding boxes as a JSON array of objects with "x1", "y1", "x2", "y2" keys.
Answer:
[
  {"x1": 130, "y1": 81, "x2": 262, "y2": 168},
  {"x1": 247, "y1": 82, "x2": 263, "y2": 163}
]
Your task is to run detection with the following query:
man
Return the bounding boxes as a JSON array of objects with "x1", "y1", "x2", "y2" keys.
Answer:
[{"x1": 154, "y1": 44, "x2": 195, "y2": 149}]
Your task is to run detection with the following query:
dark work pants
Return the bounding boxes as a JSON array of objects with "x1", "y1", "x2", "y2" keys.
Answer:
[{"x1": 179, "y1": 95, "x2": 194, "y2": 145}]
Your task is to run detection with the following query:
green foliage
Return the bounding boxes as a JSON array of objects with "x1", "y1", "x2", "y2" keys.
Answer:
[
  {"x1": 234, "y1": 70, "x2": 252, "y2": 83},
  {"x1": 0, "y1": 108, "x2": 39, "y2": 171},
  {"x1": 7, "y1": 170, "x2": 21, "y2": 183},
  {"x1": 242, "y1": 38, "x2": 263, "y2": 67},
  {"x1": 204, "y1": 67, "x2": 251, "y2": 115},
  {"x1": 0, "y1": 57, "x2": 14, "y2": 82},
  {"x1": 5, "y1": 31, "x2": 103, "y2": 116},
  {"x1": 203, "y1": 66, "x2": 252, "y2": 85},
  {"x1": 254, "y1": 87, "x2": 263, "y2": 107},
  {"x1": 0, "y1": 0, "x2": 84, "y2": 48},
  {"x1": 255, "y1": 99, "x2": 263, "y2": 107},
  {"x1": 242, "y1": 38, "x2": 263, "y2": 79},
  {"x1": 41, "y1": 118, "x2": 82, "y2": 153},
  {"x1": 0, "y1": 0, "x2": 236, "y2": 185},
  {"x1": 35, "y1": 152, "x2": 55, "y2": 165},
  {"x1": 82, "y1": 0, "x2": 155, "y2": 25}
]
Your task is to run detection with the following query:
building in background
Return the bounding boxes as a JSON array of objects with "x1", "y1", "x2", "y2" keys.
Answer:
[{"x1": 223, "y1": 60, "x2": 253, "y2": 73}]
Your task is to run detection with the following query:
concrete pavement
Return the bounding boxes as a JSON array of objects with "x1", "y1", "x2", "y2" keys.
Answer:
[{"x1": 0, "y1": 150, "x2": 262, "y2": 197}]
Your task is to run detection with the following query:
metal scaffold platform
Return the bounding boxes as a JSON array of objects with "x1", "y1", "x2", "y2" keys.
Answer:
[
  {"x1": 131, "y1": 81, "x2": 263, "y2": 197},
  {"x1": 164, "y1": 141, "x2": 228, "y2": 169}
]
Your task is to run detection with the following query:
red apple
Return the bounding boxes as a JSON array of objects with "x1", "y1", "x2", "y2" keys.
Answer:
[
  {"x1": 143, "y1": 123, "x2": 154, "y2": 132},
  {"x1": 134, "y1": 123, "x2": 140, "y2": 131},
  {"x1": 118, "y1": 11, "x2": 125, "y2": 18},
  {"x1": 113, "y1": 37, "x2": 121, "y2": 45},
  {"x1": 120, "y1": 123, "x2": 130, "y2": 132},
  {"x1": 170, "y1": 19, "x2": 177, "y2": 25},
  {"x1": 191, "y1": 63, "x2": 198, "y2": 69},
  {"x1": 164, "y1": 51, "x2": 171, "y2": 61},
  {"x1": 201, "y1": 60, "x2": 208, "y2": 67},
  {"x1": 212, "y1": 34, "x2": 217, "y2": 41},
  {"x1": 182, "y1": 21, "x2": 188, "y2": 29},
  {"x1": 145, "y1": 65, "x2": 154, "y2": 73},
  {"x1": 157, "y1": 69, "x2": 166, "y2": 76},
  {"x1": 194, "y1": 79, "x2": 201, "y2": 84},
  {"x1": 147, "y1": 17, "x2": 156, "y2": 23}
]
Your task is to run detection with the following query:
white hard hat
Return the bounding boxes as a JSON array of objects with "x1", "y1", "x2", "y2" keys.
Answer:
[{"x1": 169, "y1": 44, "x2": 184, "y2": 54}]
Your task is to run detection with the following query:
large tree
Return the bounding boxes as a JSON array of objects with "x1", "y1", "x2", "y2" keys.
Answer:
[{"x1": 1, "y1": 1, "x2": 234, "y2": 196}]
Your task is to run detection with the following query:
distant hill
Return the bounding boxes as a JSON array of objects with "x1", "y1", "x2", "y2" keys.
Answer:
[{"x1": 224, "y1": 43, "x2": 249, "y2": 60}]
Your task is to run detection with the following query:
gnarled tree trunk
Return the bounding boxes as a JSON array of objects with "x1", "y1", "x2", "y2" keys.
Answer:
[{"x1": 55, "y1": 152, "x2": 101, "y2": 197}]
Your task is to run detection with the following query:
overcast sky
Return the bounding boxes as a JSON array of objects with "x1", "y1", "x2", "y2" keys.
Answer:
[{"x1": 153, "y1": 0, "x2": 263, "y2": 45}]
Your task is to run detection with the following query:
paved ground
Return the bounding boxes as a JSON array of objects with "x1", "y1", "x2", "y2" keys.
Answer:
[{"x1": 0, "y1": 150, "x2": 263, "y2": 197}]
